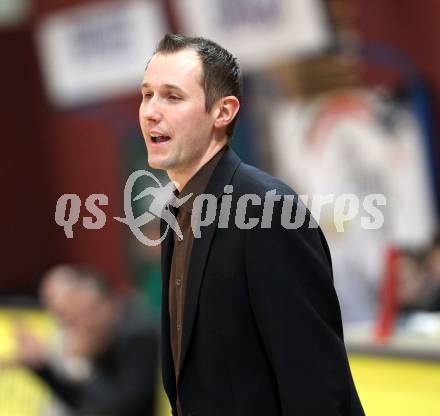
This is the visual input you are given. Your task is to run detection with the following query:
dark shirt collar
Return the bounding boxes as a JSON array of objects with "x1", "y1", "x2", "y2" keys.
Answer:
[{"x1": 176, "y1": 146, "x2": 227, "y2": 213}]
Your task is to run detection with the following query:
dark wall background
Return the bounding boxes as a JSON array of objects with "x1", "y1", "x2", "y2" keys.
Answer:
[{"x1": 1, "y1": 0, "x2": 439, "y2": 294}]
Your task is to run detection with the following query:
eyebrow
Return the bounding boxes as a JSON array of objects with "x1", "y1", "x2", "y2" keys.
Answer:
[{"x1": 141, "y1": 83, "x2": 185, "y2": 94}]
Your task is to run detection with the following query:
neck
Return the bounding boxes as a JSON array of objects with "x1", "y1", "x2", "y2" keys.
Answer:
[{"x1": 168, "y1": 139, "x2": 227, "y2": 191}]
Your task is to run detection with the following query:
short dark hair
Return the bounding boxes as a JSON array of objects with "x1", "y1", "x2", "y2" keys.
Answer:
[{"x1": 154, "y1": 33, "x2": 242, "y2": 138}]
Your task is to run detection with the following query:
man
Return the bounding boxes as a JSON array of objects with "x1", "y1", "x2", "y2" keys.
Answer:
[
  {"x1": 140, "y1": 34, "x2": 365, "y2": 416},
  {"x1": 17, "y1": 266, "x2": 159, "y2": 416}
]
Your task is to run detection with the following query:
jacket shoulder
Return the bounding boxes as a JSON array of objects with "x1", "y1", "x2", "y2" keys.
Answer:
[{"x1": 232, "y1": 162, "x2": 296, "y2": 198}]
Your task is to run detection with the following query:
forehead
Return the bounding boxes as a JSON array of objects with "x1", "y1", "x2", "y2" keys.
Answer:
[{"x1": 142, "y1": 48, "x2": 203, "y2": 89}]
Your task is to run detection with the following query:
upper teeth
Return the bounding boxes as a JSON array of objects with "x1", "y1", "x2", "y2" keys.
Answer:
[{"x1": 152, "y1": 135, "x2": 169, "y2": 142}]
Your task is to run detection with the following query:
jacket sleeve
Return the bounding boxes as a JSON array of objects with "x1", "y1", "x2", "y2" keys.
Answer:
[
  {"x1": 245, "y1": 198, "x2": 364, "y2": 415},
  {"x1": 34, "y1": 365, "x2": 82, "y2": 408},
  {"x1": 82, "y1": 330, "x2": 159, "y2": 416}
]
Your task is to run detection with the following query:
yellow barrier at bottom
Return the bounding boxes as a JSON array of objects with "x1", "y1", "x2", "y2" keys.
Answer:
[
  {"x1": 0, "y1": 367, "x2": 52, "y2": 416},
  {"x1": 349, "y1": 354, "x2": 440, "y2": 416},
  {"x1": 0, "y1": 308, "x2": 55, "y2": 416},
  {"x1": 2, "y1": 309, "x2": 440, "y2": 416},
  {"x1": 155, "y1": 354, "x2": 440, "y2": 416}
]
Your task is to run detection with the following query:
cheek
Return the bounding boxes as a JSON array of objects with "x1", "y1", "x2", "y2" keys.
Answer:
[
  {"x1": 139, "y1": 106, "x2": 146, "y2": 131},
  {"x1": 182, "y1": 108, "x2": 212, "y2": 133},
  {"x1": 138, "y1": 102, "x2": 144, "y2": 119}
]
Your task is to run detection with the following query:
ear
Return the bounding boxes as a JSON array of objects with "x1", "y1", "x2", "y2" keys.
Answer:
[{"x1": 213, "y1": 96, "x2": 240, "y2": 131}]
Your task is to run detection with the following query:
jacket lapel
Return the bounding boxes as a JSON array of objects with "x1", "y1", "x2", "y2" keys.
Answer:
[
  {"x1": 160, "y1": 214, "x2": 177, "y2": 404},
  {"x1": 178, "y1": 147, "x2": 241, "y2": 377}
]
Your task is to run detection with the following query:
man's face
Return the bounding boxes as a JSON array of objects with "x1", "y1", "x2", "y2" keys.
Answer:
[
  {"x1": 40, "y1": 272, "x2": 77, "y2": 327},
  {"x1": 71, "y1": 288, "x2": 114, "y2": 334},
  {"x1": 139, "y1": 49, "x2": 218, "y2": 179}
]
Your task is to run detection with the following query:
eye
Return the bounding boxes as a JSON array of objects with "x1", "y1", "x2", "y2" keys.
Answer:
[
  {"x1": 168, "y1": 94, "x2": 181, "y2": 102},
  {"x1": 143, "y1": 91, "x2": 153, "y2": 99}
]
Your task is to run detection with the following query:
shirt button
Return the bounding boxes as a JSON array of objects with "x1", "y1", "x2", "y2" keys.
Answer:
[
  {"x1": 177, "y1": 324, "x2": 182, "y2": 331},
  {"x1": 176, "y1": 278, "x2": 182, "y2": 287},
  {"x1": 177, "y1": 235, "x2": 183, "y2": 242}
]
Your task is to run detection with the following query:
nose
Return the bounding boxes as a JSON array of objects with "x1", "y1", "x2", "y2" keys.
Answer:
[{"x1": 140, "y1": 96, "x2": 162, "y2": 123}]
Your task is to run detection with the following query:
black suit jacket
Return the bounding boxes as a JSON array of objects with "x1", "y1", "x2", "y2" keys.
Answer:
[{"x1": 161, "y1": 147, "x2": 365, "y2": 416}]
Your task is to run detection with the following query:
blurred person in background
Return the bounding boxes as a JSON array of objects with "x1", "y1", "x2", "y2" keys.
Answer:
[
  {"x1": 423, "y1": 235, "x2": 440, "y2": 311},
  {"x1": 398, "y1": 233, "x2": 440, "y2": 313},
  {"x1": 40, "y1": 265, "x2": 78, "y2": 324},
  {"x1": 14, "y1": 265, "x2": 92, "y2": 384},
  {"x1": 140, "y1": 34, "x2": 364, "y2": 416},
  {"x1": 16, "y1": 266, "x2": 159, "y2": 416},
  {"x1": 396, "y1": 250, "x2": 426, "y2": 312}
]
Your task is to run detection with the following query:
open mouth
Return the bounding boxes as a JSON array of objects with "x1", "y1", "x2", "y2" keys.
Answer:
[{"x1": 151, "y1": 135, "x2": 171, "y2": 143}]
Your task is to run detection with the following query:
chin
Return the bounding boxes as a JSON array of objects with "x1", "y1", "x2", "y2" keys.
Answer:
[
  {"x1": 147, "y1": 159, "x2": 164, "y2": 170},
  {"x1": 148, "y1": 155, "x2": 173, "y2": 171}
]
